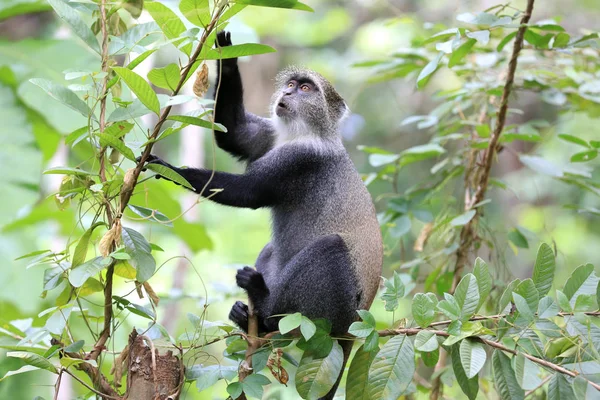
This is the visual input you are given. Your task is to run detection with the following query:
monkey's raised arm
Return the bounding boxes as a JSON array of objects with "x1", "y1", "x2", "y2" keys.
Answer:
[{"x1": 213, "y1": 32, "x2": 275, "y2": 162}]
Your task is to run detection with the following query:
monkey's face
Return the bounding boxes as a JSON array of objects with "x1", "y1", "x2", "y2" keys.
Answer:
[{"x1": 273, "y1": 77, "x2": 328, "y2": 125}]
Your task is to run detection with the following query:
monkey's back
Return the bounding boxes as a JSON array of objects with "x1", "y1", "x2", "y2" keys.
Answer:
[{"x1": 265, "y1": 142, "x2": 383, "y2": 310}]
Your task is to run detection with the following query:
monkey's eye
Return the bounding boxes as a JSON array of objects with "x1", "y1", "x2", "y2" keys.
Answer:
[
  {"x1": 287, "y1": 82, "x2": 295, "y2": 88},
  {"x1": 300, "y1": 84, "x2": 311, "y2": 92}
]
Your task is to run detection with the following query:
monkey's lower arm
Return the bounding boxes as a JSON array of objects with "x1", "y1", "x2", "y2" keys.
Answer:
[{"x1": 171, "y1": 167, "x2": 272, "y2": 209}]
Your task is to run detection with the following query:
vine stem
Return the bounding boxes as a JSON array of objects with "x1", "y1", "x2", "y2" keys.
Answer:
[
  {"x1": 86, "y1": 0, "x2": 228, "y2": 372},
  {"x1": 430, "y1": 1, "x2": 536, "y2": 399},
  {"x1": 379, "y1": 327, "x2": 600, "y2": 392}
]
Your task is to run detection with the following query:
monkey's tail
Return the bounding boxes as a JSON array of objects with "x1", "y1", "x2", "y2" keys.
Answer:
[{"x1": 318, "y1": 339, "x2": 354, "y2": 400}]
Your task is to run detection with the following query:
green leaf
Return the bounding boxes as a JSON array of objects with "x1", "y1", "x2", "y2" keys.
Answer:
[
  {"x1": 29, "y1": 79, "x2": 94, "y2": 120},
  {"x1": 466, "y1": 30, "x2": 490, "y2": 44},
  {"x1": 538, "y1": 296, "x2": 559, "y2": 319},
  {"x1": 179, "y1": 0, "x2": 210, "y2": 26},
  {"x1": 512, "y1": 293, "x2": 534, "y2": 322},
  {"x1": 492, "y1": 350, "x2": 524, "y2": 400},
  {"x1": 498, "y1": 279, "x2": 520, "y2": 313},
  {"x1": 107, "y1": 50, "x2": 157, "y2": 90},
  {"x1": 72, "y1": 222, "x2": 105, "y2": 268},
  {"x1": 563, "y1": 264, "x2": 599, "y2": 305},
  {"x1": 497, "y1": 31, "x2": 517, "y2": 51},
  {"x1": 364, "y1": 331, "x2": 379, "y2": 353},
  {"x1": 172, "y1": 220, "x2": 213, "y2": 252},
  {"x1": 296, "y1": 340, "x2": 343, "y2": 399},
  {"x1": 167, "y1": 115, "x2": 226, "y2": 132},
  {"x1": 422, "y1": 348, "x2": 439, "y2": 367},
  {"x1": 346, "y1": 344, "x2": 378, "y2": 400},
  {"x1": 519, "y1": 155, "x2": 563, "y2": 177},
  {"x1": 532, "y1": 243, "x2": 555, "y2": 297},
  {"x1": 399, "y1": 144, "x2": 446, "y2": 166},
  {"x1": 573, "y1": 375, "x2": 600, "y2": 400},
  {"x1": 473, "y1": 258, "x2": 491, "y2": 312},
  {"x1": 548, "y1": 373, "x2": 575, "y2": 400},
  {"x1": 69, "y1": 257, "x2": 112, "y2": 287},
  {"x1": 121, "y1": 227, "x2": 156, "y2": 282},
  {"x1": 449, "y1": 39, "x2": 476, "y2": 67},
  {"x1": 514, "y1": 354, "x2": 541, "y2": 390},
  {"x1": 369, "y1": 153, "x2": 399, "y2": 167},
  {"x1": 96, "y1": 133, "x2": 136, "y2": 161},
  {"x1": 64, "y1": 340, "x2": 84, "y2": 353},
  {"x1": 414, "y1": 330, "x2": 438, "y2": 352},
  {"x1": 558, "y1": 134, "x2": 589, "y2": 148},
  {"x1": 412, "y1": 293, "x2": 437, "y2": 327},
  {"x1": 7, "y1": 352, "x2": 57, "y2": 374},
  {"x1": 144, "y1": 163, "x2": 194, "y2": 190},
  {"x1": 508, "y1": 228, "x2": 529, "y2": 249},
  {"x1": 451, "y1": 344, "x2": 478, "y2": 400},
  {"x1": 46, "y1": 0, "x2": 100, "y2": 52},
  {"x1": 128, "y1": 205, "x2": 172, "y2": 226},
  {"x1": 227, "y1": 382, "x2": 243, "y2": 398},
  {"x1": 454, "y1": 273, "x2": 480, "y2": 320},
  {"x1": 43, "y1": 166, "x2": 95, "y2": 176},
  {"x1": 450, "y1": 210, "x2": 476, "y2": 227},
  {"x1": 113, "y1": 295, "x2": 156, "y2": 319},
  {"x1": 234, "y1": 0, "x2": 313, "y2": 12},
  {"x1": 112, "y1": 67, "x2": 160, "y2": 115},
  {"x1": 300, "y1": 317, "x2": 316, "y2": 341},
  {"x1": 147, "y1": 64, "x2": 180, "y2": 91},
  {"x1": 349, "y1": 321, "x2": 374, "y2": 338},
  {"x1": 571, "y1": 150, "x2": 598, "y2": 163},
  {"x1": 357, "y1": 310, "x2": 376, "y2": 327},
  {"x1": 144, "y1": 1, "x2": 191, "y2": 55},
  {"x1": 0, "y1": 365, "x2": 42, "y2": 382},
  {"x1": 279, "y1": 312, "x2": 302, "y2": 334},
  {"x1": 460, "y1": 339, "x2": 486, "y2": 379},
  {"x1": 556, "y1": 290, "x2": 572, "y2": 312},
  {"x1": 202, "y1": 43, "x2": 277, "y2": 60},
  {"x1": 417, "y1": 52, "x2": 443, "y2": 88},
  {"x1": 514, "y1": 279, "x2": 540, "y2": 317},
  {"x1": 368, "y1": 335, "x2": 414, "y2": 400},
  {"x1": 242, "y1": 373, "x2": 271, "y2": 398},
  {"x1": 437, "y1": 293, "x2": 461, "y2": 320}
]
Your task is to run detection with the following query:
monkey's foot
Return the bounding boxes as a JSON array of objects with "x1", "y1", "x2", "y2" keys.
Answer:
[
  {"x1": 236, "y1": 266, "x2": 268, "y2": 294},
  {"x1": 229, "y1": 301, "x2": 249, "y2": 332}
]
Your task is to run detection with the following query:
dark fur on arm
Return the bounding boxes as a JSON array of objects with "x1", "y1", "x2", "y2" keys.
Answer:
[{"x1": 213, "y1": 31, "x2": 275, "y2": 162}]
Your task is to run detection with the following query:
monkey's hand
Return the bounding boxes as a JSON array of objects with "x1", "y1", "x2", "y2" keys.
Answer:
[
  {"x1": 137, "y1": 154, "x2": 181, "y2": 185},
  {"x1": 215, "y1": 31, "x2": 237, "y2": 73}
]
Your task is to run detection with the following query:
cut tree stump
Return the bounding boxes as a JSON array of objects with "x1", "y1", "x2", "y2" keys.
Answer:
[{"x1": 126, "y1": 330, "x2": 184, "y2": 400}]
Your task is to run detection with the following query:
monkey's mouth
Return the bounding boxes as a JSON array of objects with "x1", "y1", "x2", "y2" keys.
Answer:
[{"x1": 276, "y1": 101, "x2": 292, "y2": 117}]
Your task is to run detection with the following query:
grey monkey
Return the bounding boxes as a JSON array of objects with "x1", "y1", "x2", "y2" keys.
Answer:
[{"x1": 143, "y1": 31, "x2": 383, "y2": 400}]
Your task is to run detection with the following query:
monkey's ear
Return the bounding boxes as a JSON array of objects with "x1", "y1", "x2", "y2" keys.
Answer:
[{"x1": 215, "y1": 31, "x2": 233, "y2": 48}]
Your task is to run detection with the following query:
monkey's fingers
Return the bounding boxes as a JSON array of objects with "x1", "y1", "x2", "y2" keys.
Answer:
[{"x1": 215, "y1": 30, "x2": 233, "y2": 48}]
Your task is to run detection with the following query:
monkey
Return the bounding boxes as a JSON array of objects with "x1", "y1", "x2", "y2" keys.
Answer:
[{"x1": 141, "y1": 31, "x2": 383, "y2": 400}]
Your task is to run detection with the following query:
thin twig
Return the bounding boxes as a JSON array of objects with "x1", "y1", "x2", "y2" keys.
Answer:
[{"x1": 63, "y1": 368, "x2": 122, "y2": 400}]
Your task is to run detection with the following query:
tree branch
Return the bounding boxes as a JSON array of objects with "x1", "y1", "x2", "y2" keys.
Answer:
[
  {"x1": 452, "y1": 0, "x2": 536, "y2": 289},
  {"x1": 432, "y1": 3, "x2": 536, "y2": 398},
  {"x1": 379, "y1": 326, "x2": 600, "y2": 392}
]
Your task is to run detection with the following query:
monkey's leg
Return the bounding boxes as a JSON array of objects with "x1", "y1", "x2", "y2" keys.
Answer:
[{"x1": 265, "y1": 234, "x2": 360, "y2": 334}]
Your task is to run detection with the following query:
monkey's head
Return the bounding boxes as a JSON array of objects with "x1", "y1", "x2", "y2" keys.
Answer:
[{"x1": 271, "y1": 67, "x2": 348, "y2": 137}]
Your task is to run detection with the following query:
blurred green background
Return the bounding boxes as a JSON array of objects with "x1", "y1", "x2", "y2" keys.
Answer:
[{"x1": 0, "y1": 0, "x2": 599, "y2": 398}]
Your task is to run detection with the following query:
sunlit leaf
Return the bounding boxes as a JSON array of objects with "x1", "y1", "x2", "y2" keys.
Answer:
[
  {"x1": 69, "y1": 257, "x2": 112, "y2": 287},
  {"x1": 112, "y1": 67, "x2": 160, "y2": 115}
]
